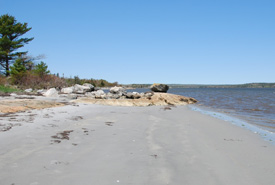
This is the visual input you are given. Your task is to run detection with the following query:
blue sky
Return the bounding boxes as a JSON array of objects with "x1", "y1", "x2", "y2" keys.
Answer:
[{"x1": 2, "y1": 0, "x2": 275, "y2": 84}]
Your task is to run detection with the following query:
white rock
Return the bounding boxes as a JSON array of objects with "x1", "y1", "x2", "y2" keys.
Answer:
[
  {"x1": 25, "y1": 88, "x2": 32, "y2": 93},
  {"x1": 110, "y1": 86, "x2": 126, "y2": 94},
  {"x1": 37, "y1": 89, "x2": 45, "y2": 94},
  {"x1": 73, "y1": 84, "x2": 92, "y2": 94},
  {"x1": 61, "y1": 87, "x2": 74, "y2": 94},
  {"x1": 43, "y1": 88, "x2": 58, "y2": 97},
  {"x1": 83, "y1": 83, "x2": 94, "y2": 89},
  {"x1": 95, "y1": 90, "x2": 105, "y2": 96}
]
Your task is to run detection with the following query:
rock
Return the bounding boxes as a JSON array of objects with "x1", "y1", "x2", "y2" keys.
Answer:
[
  {"x1": 132, "y1": 92, "x2": 141, "y2": 99},
  {"x1": 67, "y1": 94, "x2": 78, "y2": 99},
  {"x1": 110, "y1": 86, "x2": 126, "y2": 95},
  {"x1": 61, "y1": 87, "x2": 74, "y2": 94},
  {"x1": 126, "y1": 92, "x2": 141, "y2": 99},
  {"x1": 73, "y1": 84, "x2": 92, "y2": 94},
  {"x1": 10, "y1": 93, "x2": 17, "y2": 97},
  {"x1": 85, "y1": 92, "x2": 96, "y2": 98},
  {"x1": 126, "y1": 92, "x2": 134, "y2": 99},
  {"x1": 94, "y1": 87, "x2": 101, "y2": 91},
  {"x1": 94, "y1": 90, "x2": 105, "y2": 99},
  {"x1": 25, "y1": 88, "x2": 33, "y2": 93},
  {"x1": 85, "y1": 90, "x2": 105, "y2": 99},
  {"x1": 43, "y1": 88, "x2": 59, "y2": 97},
  {"x1": 83, "y1": 83, "x2": 94, "y2": 91},
  {"x1": 144, "y1": 91, "x2": 154, "y2": 99},
  {"x1": 106, "y1": 92, "x2": 121, "y2": 99},
  {"x1": 37, "y1": 89, "x2": 45, "y2": 94},
  {"x1": 94, "y1": 90, "x2": 105, "y2": 96},
  {"x1": 150, "y1": 83, "x2": 169, "y2": 93}
]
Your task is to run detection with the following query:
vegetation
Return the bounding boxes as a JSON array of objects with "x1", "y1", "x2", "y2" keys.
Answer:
[
  {"x1": 64, "y1": 77, "x2": 118, "y2": 87},
  {"x1": 33, "y1": 61, "x2": 50, "y2": 77},
  {"x1": 0, "y1": 85, "x2": 20, "y2": 93},
  {"x1": 0, "y1": 14, "x2": 34, "y2": 76}
]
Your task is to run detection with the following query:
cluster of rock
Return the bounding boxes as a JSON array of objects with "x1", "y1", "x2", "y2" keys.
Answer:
[
  {"x1": 85, "y1": 86, "x2": 154, "y2": 100},
  {"x1": 21, "y1": 83, "x2": 197, "y2": 107},
  {"x1": 28, "y1": 84, "x2": 154, "y2": 100},
  {"x1": 23, "y1": 83, "x2": 170, "y2": 99}
]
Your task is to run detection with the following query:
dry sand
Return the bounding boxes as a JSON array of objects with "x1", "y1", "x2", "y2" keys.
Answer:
[
  {"x1": 0, "y1": 103, "x2": 275, "y2": 185},
  {"x1": 75, "y1": 92, "x2": 197, "y2": 106}
]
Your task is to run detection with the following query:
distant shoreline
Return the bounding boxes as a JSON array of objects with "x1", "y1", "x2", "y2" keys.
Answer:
[{"x1": 124, "y1": 82, "x2": 275, "y2": 89}]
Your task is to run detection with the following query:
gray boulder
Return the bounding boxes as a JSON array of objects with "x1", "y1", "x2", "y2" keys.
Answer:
[
  {"x1": 126, "y1": 92, "x2": 134, "y2": 99},
  {"x1": 106, "y1": 92, "x2": 121, "y2": 99},
  {"x1": 144, "y1": 91, "x2": 154, "y2": 99},
  {"x1": 94, "y1": 90, "x2": 105, "y2": 99},
  {"x1": 110, "y1": 86, "x2": 126, "y2": 95},
  {"x1": 150, "y1": 83, "x2": 169, "y2": 93},
  {"x1": 61, "y1": 87, "x2": 74, "y2": 94},
  {"x1": 37, "y1": 89, "x2": 45, "y2": 94},
  {"x1": 85, "y1": 90, "x2": 105, "y2": 99},
  {"x1": 73, "y1": 84, "x2": 93, "y2": 94},
  {"x1": 25, "y1": 88, "x2": 33, "y2": 93},
  {"x1": 83, "y1": 83, "x2": 94, "y2": 91},
  {"x1": 43, "y1": 88, "x2": 59, "y2": 97},
  {"x1": 126, "y1": 92, "x2": 141, "y2": 99},
  {"x1": 95, "y1": 90, "x2": 105, "y2": 96},
  {"x1": 85, "y1": 92, "x2": 96, "y2": 98}
]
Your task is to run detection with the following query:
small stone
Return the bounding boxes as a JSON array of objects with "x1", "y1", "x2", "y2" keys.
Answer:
[{"x1": 25, "y1": 88, "x2": 33, "y2": 93}]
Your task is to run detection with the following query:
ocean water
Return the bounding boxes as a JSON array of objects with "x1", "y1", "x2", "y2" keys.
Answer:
[{"x1": 129, "y1": 88, "x2": 275, "y2": 136}]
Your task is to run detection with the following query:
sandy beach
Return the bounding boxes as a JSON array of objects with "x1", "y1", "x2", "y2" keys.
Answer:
[{"x1": 0, "y1": 102, "x2": 275, "y2": 185}]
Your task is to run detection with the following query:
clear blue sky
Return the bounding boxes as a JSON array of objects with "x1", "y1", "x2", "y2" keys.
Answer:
[{"x1": 2, "y1": 0, "x2": 275, "y2": 84}]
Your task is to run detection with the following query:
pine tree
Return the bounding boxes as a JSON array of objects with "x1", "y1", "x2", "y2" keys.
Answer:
[
  {"x1": 0, "y1": 14, "x2": 34, "y2": 76},
  {"x1": 33, "y1": 61, "x2": 50, "y2": 77},
  {"x1": 10, "y1": 58, "x2": 27, "y2": 84}
]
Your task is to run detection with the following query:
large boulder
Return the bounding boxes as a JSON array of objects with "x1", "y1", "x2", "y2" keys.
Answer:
[
  {"x1": 150, "y1": 83, "x2": 169, "y2": 93},
  {"x1": 85, "y1": 90, "x2": 106, "y2": 99},
  {"x1": 94, "y1": 90, "x2": 105, "y2": 96},
  {"x1": 43, "y1": 88, "x2": 59, "y2": 97},
  {"x1": 83, "y1": 83, "x2": 94, "y2": 91},
  {"x1": 73, "y1": 84, "x2": 93, "y2": 94},
  {"x1": 126, "y1": 92, "x2": 141, "y2": 99},
  {"x1": 61, "y1": 87, "x2": 74, "y2": 94},
  {"x1": 37, "y1": 89, "x2": 46, "y2": 94},
  {"x1": 106, "y1": 92, "x2": 121, "y2": 99},
  {"x1": 109, "y1": 86, "x2": 126, "y2": 95}
]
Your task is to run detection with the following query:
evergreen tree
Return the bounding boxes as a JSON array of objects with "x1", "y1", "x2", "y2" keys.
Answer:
[
  {"x1": 33, "y1": 61, "x2": 50, "y2": 77},
  {"x1": 0, "y1": 14, "x2": 33, "y2": 76},
  {"x1": 10, "y1": 58, "x2": 27, "y2": 84}
]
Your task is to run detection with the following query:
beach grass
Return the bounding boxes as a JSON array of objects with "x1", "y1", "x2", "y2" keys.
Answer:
[{"x1": 0, "y1": 85, "x2": 20, "y2": 93}]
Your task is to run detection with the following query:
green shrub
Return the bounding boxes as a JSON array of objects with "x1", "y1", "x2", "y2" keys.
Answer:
[
  {"x1": 0, "y1": 85, "x2": 19, "y2": 93},
  {"x1": 33, "y1": 61, "x2": 50, "y2": 77},
  {"x1": 10, "y1": 58, "x2": 27, "y2": 84}
]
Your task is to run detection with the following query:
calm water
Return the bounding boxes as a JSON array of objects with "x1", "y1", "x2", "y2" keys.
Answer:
[{"x1": 130, "y1": 88, "x2": 275, "y2": 133}]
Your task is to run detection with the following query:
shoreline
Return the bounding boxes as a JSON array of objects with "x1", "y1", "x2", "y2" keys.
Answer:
[
  {"x1": 0, "y1": 103, "x2": 275, "y2": 184},
  {"x1": 189, "y1": 105, "x2": 275, "y2": 144}
]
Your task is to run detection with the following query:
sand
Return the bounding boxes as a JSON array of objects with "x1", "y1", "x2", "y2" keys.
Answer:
[
  {"x1": 75, "y1": 93, "x2": 197, "y2": 106},
  {"x1": 0, "y1": 103, "x2": 275, "y2": 185}
]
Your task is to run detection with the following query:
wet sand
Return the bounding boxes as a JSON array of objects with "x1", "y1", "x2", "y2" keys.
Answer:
[{"x1": 0, "y1": 103, "x2": 275, "y2": 185}]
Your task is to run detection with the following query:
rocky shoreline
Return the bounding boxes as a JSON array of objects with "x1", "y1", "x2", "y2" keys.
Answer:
[{"x1": 0, "y1": 84, "x2": 197, "y2": 113}]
